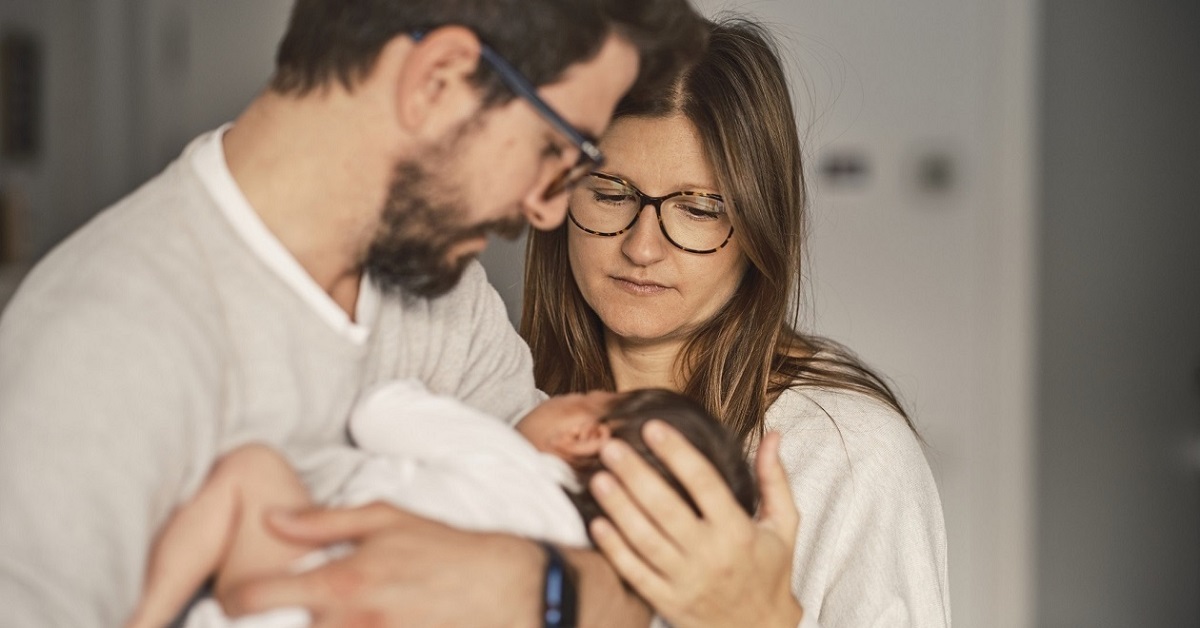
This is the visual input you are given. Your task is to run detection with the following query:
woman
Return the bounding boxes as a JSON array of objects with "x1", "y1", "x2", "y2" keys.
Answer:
[{"x1": 521, "y1": 17, "x2": 951, "y2": 628}]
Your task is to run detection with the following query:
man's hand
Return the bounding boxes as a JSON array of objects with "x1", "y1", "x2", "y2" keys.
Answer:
[{"x1": 223, "y1": 503, "x2": 543, "y2": 627}]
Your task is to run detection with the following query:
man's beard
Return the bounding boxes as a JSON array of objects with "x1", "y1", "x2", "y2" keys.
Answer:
[{"x1": 362, "y1": 159, "x2": 527, "y2": 299}]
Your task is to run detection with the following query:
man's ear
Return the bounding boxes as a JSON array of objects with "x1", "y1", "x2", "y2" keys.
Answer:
[
  {"x1": 388, "y1": 26, "x2": 485, "y2": 139},
  {"x1": 556, "y1": 421, "x2": 612, "y2": 458}
]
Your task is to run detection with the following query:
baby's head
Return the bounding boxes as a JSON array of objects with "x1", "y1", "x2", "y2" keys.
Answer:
[{"x1": 517, "y1": 388, "x2": 758, "y2": 528}]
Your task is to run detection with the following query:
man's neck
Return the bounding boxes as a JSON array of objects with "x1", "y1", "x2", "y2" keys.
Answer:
[
  {"x1": 605, "y1": 335, "x2": 685, "y2": 392},
  {"x1": 221, "y1": 89, "x2": 396, "y2": 316}
]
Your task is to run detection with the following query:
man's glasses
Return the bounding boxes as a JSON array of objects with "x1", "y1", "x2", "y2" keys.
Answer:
[
  {"x1": 568, "y1": 173, "x2": 734, "y2": 254},
  {"x1": 412, "y1": 31, "x2": 604, "y2": 199}
]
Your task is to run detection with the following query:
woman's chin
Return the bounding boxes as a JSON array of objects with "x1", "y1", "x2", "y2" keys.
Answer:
[{"x1": 603, "y1": 320, "x2": 687, "y2": 347}]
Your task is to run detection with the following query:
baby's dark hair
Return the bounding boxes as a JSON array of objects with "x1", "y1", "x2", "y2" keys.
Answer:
[{"x1": 568, "y1": 388, "x2": 758, "y2": 532}]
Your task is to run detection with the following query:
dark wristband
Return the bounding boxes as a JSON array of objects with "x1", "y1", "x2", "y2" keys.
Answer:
[{"x1": 538, "y1": 542, "x2": 579, "y2": 628}]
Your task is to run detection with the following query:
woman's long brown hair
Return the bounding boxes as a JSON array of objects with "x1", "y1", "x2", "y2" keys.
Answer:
[{"x1": 521, "y1": 17, "x2": 912, "y2": 448}]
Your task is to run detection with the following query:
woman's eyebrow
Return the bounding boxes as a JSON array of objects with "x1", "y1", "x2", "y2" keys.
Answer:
[{"x1": 608, "y1": 174, "x2": 719, "y2": 194}]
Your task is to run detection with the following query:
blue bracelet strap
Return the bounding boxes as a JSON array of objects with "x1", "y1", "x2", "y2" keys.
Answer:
[{"x1": 539, "y1": 542, "x2": 578, "y2": 628}]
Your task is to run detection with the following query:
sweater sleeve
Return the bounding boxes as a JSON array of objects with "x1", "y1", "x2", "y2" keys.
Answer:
[
  {"x1": 400, "y1": 261, "x2": 544, "y2": 425},
  {"x1": 0, "y1": 270, "x2": 220, "y2": 627},
  {"x1": 764, "y1": 389, "x2": 951, "y2": 628}
]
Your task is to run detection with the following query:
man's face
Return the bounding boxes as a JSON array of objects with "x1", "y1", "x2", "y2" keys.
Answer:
[
  {"x1": 364, "y1": 33, "x2": 639, "y2": 298},
  {"x1": 362, "y1": 132, "x2": 526, "y2": 298}
]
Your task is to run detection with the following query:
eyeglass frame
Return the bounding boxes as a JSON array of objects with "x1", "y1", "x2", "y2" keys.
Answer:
[
  {"x1": 568, "y1": 172, "x2": 735, "y2": 255},
  {"x1": 410, "y1": 30, "x2": 604, "y2": 199}
]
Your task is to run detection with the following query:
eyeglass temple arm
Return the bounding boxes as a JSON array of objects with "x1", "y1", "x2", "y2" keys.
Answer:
[{"x1": 410, "y1": 30, "x2": 603, "y2": 165}]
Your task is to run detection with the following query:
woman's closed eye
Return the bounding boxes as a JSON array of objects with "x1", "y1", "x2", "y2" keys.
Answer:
[
  {"x1": 592, "y1": 191, "x2": 636, "y2": 205},
  {"x1": 676, "y1": 202, "x2": 725, "y2": 221}
]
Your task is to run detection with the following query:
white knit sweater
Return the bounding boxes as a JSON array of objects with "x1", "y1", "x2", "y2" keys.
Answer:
[
  {"x1": 0, "y1": 129, "x2": 542, "y2": 627},
  {"x1": 762, "y1": 386, "x2": 951, "y2": 628}
]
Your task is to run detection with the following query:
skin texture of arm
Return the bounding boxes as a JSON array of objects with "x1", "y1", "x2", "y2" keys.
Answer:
[
  {"x1": 223, "y1": 503, "x2": 652, "y2": 627},
  {"x1": 127, "y1": 445, "x2": 319, "y2": 628},
  {"x1": 588, "y1": 425, "x2": 804, "y2": 628}
]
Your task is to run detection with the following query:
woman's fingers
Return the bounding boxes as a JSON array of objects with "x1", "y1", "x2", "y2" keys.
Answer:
[
  {"x1": 591, "y1": 424, "x2": 802, "y2": 628},
  {"x1": 590, "y1": 468, "x2": 685, "y2": 572},
  {"x1": 755, "y1": 431, "x2": 800, "y2": 544},
  {"x1": 588, "y1": 516, "x2": 672, "y2": 606},
  {"x1": 598, "y1": 437, "x2": 700, "y2": 545},
  {"x1": 639, "y1": 420, "x2": 747, "y2": 527}
]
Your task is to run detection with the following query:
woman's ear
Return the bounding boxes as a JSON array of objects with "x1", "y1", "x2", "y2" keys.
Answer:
[{"x1": 388, "y1": 26, "x2": 484, "y2": 139}]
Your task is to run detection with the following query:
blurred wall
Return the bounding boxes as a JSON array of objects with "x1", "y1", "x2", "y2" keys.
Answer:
[
  {"x1": 126, "y1": 0, "x2": 291, "y2": 185},
  {"x1": 0, "y1": 0, "x2": 97, "y2": 259},
  {"x1": 1036, "y1": 0, "x2": 1200, "y2": 626},
  {"x1": 0, "y1": 0, "x2": 289, "y2": 262},
  {"x1": 0, "y1": 0, "x2": 291, "y2": 308}
]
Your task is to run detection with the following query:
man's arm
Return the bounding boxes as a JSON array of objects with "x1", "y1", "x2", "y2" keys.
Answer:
[
  {"x1": 0, "y1": 292, "x2": 218, "y2": 626},
  {"x1": 224, "y1": 504, "x2": 652, "y2": 627},
  {"x1": 224, "y1": 264, "x2": 643, "y2": 625},
  {"x1": 564, "y1": 544, "x2": 654, "y2": 627}
]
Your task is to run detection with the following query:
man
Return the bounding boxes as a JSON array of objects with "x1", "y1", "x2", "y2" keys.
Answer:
[{"x1": 0, "y1": 0, "x2": 706, "y2": 625}]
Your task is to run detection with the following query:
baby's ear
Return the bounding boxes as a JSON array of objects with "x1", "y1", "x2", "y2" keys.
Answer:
[{"x1": 558, "y1": 421, "x2": 611, "y2": 457}]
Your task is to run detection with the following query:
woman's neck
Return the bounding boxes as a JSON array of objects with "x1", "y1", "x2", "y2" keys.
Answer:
[{"x1": 605, "y1": 335, "x2": 686, "y2": 392}]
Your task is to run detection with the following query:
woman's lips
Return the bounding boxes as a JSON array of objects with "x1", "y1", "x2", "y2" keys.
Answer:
[{"x1": 612, "y1": 276, "x2": 669, "y2": 295}]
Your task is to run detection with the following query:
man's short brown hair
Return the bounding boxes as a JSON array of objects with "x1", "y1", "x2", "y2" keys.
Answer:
[{"x1": 271, "y1": 0, "x2": 707, "y2": 105}]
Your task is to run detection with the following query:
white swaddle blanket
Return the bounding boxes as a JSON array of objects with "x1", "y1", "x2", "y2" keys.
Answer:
[{"x1": 181, "y1": 379, "x2": 585, "y2": 627}]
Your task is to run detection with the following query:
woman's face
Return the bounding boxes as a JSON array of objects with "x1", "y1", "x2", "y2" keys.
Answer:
[{"x1": 567, "y1": 114, "x2": 748, "y2": 348}]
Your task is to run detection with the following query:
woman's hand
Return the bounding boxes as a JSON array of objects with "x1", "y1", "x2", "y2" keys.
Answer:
[{"x1": 589, "y1": 423, "x2": 804, "y2": 628}]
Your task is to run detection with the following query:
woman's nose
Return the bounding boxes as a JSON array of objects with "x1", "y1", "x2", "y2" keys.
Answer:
[{"x1": 620, "y1": 204, "x2": 668, "y2": 265}]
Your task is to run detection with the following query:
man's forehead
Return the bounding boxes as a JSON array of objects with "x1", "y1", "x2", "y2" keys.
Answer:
[{"x1": 537, "y1": 34, "x2": 640, "y2": 138}]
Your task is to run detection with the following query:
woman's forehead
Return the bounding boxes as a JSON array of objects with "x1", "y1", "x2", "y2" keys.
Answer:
[{"x1": 599, "y1": 114, "x2": 718, "y2": 193}]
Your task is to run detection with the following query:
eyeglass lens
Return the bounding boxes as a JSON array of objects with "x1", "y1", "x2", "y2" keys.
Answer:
[{"x1": 568, "y1": 174, "x2": 733, "y2": 253}]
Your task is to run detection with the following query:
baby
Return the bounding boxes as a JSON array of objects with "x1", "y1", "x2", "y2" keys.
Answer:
[{"x1": 128, "y1": 382, "x2": 756, "y2": 628}]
